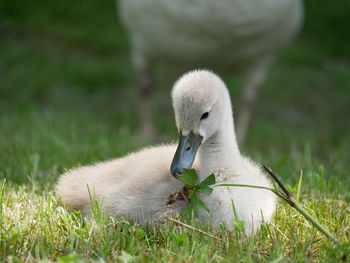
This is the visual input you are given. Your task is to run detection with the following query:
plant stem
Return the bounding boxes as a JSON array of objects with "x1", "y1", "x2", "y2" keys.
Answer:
[
  {"x1": 214, "y1": 183, "x2": 274, "y2": 192},
  {"x1": 167, "y1": 217, "x2": 223, "y2": 241},
  {"x1": 214, "y1": 184, "x2": 290, "y2": 203},
  {"x1": 263, "y1": 166, "x2": 340, "y2": 245},
  {"x1": 214, "y1": 181, "x2": 339, "y2": 244},
  {"x1": 289, "y1": 196, "x2": 339, "y2": 245}
]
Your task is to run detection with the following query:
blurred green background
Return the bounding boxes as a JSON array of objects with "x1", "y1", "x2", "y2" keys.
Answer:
[{"x1": 0, "y1": 0, "x2": 349, "y2": 193}]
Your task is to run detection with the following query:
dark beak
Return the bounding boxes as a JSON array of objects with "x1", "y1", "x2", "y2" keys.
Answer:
[{"x1": 170, "y1": 131, "x2": 203, "y2": 177}]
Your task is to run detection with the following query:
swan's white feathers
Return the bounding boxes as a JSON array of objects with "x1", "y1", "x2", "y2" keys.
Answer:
[
  {"x1": 171, "y1": 70, "x2": 276, "y2": 233},
  {"x1": 56, "y1": 70, "x2": 276, "y2": 233},
  {"x1": 172, "y1": 70, "x2": 228, "y2": 135},
  {"x1": 199, "y1": 156, "x2": 276, "y2": 233},
  {"x1": 119, "y1": 0, "x2": 303, "y2": 70},
  {"x1": 56, "y1": 145, "x2": 191, "y2": 221}
]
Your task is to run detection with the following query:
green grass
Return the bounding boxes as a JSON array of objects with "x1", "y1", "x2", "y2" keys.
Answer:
[
  {"x1": 1, "y1": 0, "x2": 350, "y2": 261},
  {"x1": 1, "y1": 181, "x2": 349, "y2": 262}
]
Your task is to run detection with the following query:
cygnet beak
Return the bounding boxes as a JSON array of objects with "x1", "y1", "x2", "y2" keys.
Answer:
[{"x1": 170, "y1": 131, "x2": 203, "y2": 177}]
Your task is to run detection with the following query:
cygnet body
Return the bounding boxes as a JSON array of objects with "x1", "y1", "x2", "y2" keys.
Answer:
[
  {"x1": 56, "y1": 70, "x2": 276, "y2": 233},
  {"x1": 56, "y1": 145, "x2": 187, "y2": 222},
  {"x1": 171, "y1": 70, "x2": 276, "y2": 233}
]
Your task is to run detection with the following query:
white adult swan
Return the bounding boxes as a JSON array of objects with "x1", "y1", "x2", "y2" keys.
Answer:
[
  {"x1": 56, "y1": 70, "x2": 276, "y2": 233},
  {"x1": 118, "y1": 0, "x2": 303, "y2": 143}
]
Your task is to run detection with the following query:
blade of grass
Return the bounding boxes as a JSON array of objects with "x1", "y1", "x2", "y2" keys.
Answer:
[
  {"x1": 167, "y1": 217, "x2": 223, "y2": 241},
  {"x1": 296, "y1": 170, "x2": 303, "y2": 202}
]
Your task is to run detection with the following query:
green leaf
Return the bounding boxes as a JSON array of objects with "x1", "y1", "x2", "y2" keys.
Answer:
[
  {"x1": 176, "y1": 169, "x2": 213, "y2": 218},
  {"x1": 177, "y1": 168, "x2": 198, "y2": 187},
  {"x1": 198, "y1": 186, "x2": 213, "y2": 195},
  {"x1": 231, "y1": 219, "x2": 245, "y2": 232},
  {"x1": 199, "y1": 174, "x2": 216, "y2": 188},
  {"x1": 191, "y1": 192, "x2": 210, "y2": 212},
  {"x1": 57, "y1": 252, "x2": 85, "y2": 263},
  {"x1": 195, "y1": 197, "x2": 210, "y2": 212},
  {"x1": 198, "y1": 174, "x2": 215, "y2": 195},
  {"x1": 102, "y1": 242, "x2": 111, "y2": 257}
]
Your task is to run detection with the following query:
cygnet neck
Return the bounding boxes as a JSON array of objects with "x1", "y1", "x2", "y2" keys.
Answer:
[{"x1": 198, "y1": 112, "x2": 241, "y2": 181}]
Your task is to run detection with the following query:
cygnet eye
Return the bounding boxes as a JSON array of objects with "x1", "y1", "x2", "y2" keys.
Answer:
[{"x1": 200, "y1": 112, "x2": 209, "y2": 120}]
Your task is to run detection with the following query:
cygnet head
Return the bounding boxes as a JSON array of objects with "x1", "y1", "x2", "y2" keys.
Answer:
[{"x1": 170, "y1": 69, "x2": 233, "y2": 176}]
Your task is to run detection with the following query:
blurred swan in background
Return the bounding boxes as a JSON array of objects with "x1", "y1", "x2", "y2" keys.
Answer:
[{"x1": 118, "y1": 0, "x2": 303, "y2": 144}]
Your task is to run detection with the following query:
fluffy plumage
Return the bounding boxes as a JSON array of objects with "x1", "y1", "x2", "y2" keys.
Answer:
[
  {"x1": 172, "y1": 70, "x2": 276, "y2": 233},
  {"x1": 56, "y1": 69, "x2": 276, "y2": 234},
  {"x1": 56, "y1": 145, "x2": 191, "y2": 222}
]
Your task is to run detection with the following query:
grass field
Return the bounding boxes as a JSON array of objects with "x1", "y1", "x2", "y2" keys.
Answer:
[{"x1": 1, "y1": 0, "x2": 350, "y2": 262}]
